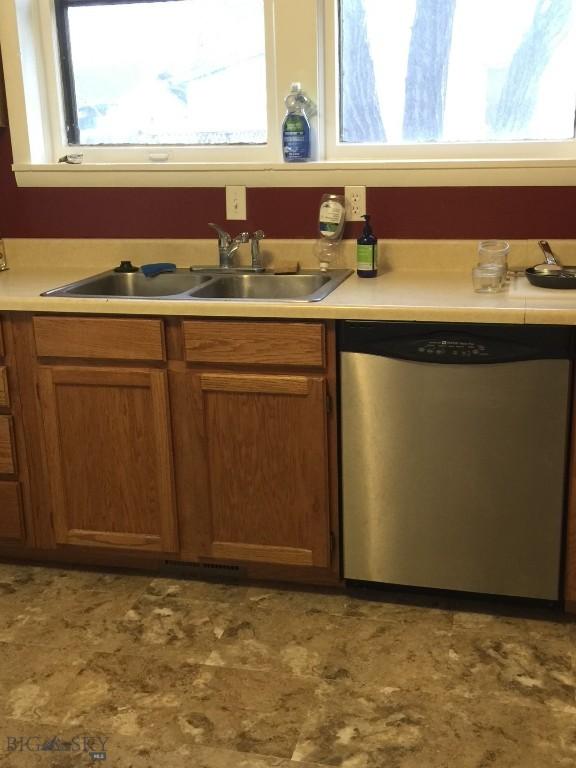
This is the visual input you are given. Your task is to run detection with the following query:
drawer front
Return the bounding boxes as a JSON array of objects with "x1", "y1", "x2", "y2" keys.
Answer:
[
  {"x1": 0, "y1": 367, "x2": 8, "y2": 407},
  {"x1": 0, "y1": 319, "x2": 4, "y2": 358},
  {"x1": 0, "y1": 415, "x2": 15, "y2": 475},
  {"x1": 182, "y1": 321, "x2": 325, "y2": 368},
  {"x1": 33, "y1": 317, "x2": 165, "y2": 361},
  {"x1": 0, "y1": 482, "x2": 24, "y2": 541}
]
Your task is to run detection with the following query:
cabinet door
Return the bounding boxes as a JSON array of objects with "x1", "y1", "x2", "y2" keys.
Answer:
[
  {"x1": 38, "y1": 366, "x2": 178, "y2": 552},
  {"x1": 193, "y1": 372, "x2": 331, "y2": 567},
  {"x1": 0, "y1": 482, "x2": 25, "y2": 542}
]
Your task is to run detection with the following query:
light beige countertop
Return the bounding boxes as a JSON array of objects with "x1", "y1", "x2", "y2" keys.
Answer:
[{"x1": 1, "y1": 238, "x2": 576, "y2": 324}]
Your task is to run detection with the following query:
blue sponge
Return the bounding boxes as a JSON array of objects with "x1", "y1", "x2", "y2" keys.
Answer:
[{"x1": 141, "y1": 262, "x2": 177, "y2": 278}]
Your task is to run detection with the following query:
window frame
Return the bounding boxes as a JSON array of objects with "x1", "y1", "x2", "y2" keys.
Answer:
[
  {"x1": 47, "y1": 0, "x2": 282, "y2": 162},
  {"x1": 0, "y1": 0, "x2": 575, "y2": 188},
  {"x1": 323, "y1": 0, "x2": 576, "y2": 164}
]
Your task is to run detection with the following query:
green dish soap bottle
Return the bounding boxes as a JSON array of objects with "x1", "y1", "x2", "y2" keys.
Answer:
[
  {"x1": 356, "y1": 214, "x2": 378, "y2": 278},
  {"x1": 282, "y1": 83, "x2": 311, "y2": 162}
]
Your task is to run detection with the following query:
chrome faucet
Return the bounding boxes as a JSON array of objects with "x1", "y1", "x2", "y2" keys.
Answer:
[{"x1": 208, "y1": 223, "x2": 249, "y2": 269}]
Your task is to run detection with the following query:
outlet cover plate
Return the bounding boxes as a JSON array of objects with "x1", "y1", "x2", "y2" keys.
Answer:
[
  {"x1": 226, "y1": 185, "x2": 247, "y2": 220},
  {"x1": 345, "y1": 186, "x2": 366, "y2": 221}
]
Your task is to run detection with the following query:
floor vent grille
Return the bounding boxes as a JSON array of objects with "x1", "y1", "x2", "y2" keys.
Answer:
[{"x1": 162, "y1": 560, "x2": 243, "y2": 580}]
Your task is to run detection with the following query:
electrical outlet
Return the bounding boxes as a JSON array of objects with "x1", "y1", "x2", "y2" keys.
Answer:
[
  {"x1": 226, "y1": 185, "x2": 247, "y2": 220},
  {"x1": 345, "y1": 186, "x2": 366, "y2": 221}
]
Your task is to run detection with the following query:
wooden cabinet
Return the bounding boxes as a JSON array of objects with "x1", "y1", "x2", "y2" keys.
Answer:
[
  {"x1": 37, "y1": 366, "x2": 177, "y2": 551},
  {"x1": 2, "y1": 313, "x2": 337, "y2": 583},
  {"x1": 175, "y1": 319, "x2": 338, "y2": 575},
  {"x1": 0, "y1": 415, "x2": 16, "y2": 474},
  {"x1": 0, "y1": 483, "x2": 23, "y2": 540},
  {"x1": 190, "y1": 371, "x2": 330, "y2": 567},
  {"x1": 34, "y1": 317, "x2": 178, "y2": 553},
  {"x1": 0, "y1": 367, "x2": 9, "y2": 407},
  {"x1": 0, "y1": 318, "x2": 26, "y2": 543}
]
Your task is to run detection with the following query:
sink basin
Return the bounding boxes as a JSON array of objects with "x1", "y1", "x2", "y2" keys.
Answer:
[
  {"x1": 42, "y1": 268, "x2": 352, "y2": 302},
  {"x1": 42, "y1": 269, "x2": 211, "y2": 298},
  {"x1": 189, "y1": 270, "x2": 352, "y2": 302}
]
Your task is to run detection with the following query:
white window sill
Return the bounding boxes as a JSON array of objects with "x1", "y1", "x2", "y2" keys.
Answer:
[{"x1": 12, "y1": 158, "x2": 576, "y2": 188}]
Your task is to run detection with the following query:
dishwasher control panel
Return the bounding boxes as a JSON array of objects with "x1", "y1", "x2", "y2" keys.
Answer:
[
  {"x1": 416, "y1": 338, "x2": 490, "y2": 359},
  {"x1": 375, "y1": 332, "x2": 527, "y2": 363},
  {"x1": 339, "y1": 322, "x2": 573, "y2": 365}
]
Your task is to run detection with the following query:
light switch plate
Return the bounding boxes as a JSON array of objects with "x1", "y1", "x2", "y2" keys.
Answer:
[{"x1": 226, "y1": 185, "x2": 247, "y2": 220}]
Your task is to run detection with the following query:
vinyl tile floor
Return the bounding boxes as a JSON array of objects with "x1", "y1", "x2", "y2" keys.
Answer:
[{"x1": 1, "y1": 562, "x2": 576, "y2": 767}]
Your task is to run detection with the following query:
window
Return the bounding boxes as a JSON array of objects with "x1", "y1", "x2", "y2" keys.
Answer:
[
  {"x1": 338, "y1": 0, "x2": 576, "y2": 146},
  {"x1": 56, "y1": 0, "x2": 267, "y2": 147},
  {"x1": 1, "y1": 0, "x2": 576, "y2": 186}
]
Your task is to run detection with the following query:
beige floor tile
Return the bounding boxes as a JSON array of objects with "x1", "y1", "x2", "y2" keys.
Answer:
[
  {"x1": 319, "y1": 615, "x2": 456, "y2": 690},
  {"x1": 1, "y1": 562, "x2": 576, "y2": 768},
  {"x1": 50, "y1": 652, "x2": 317, "y2": 760},
  {"x1": 244, "y1": 584, "x2": 351, "y2": 616},
  {"x1": 146, "y1": 575, "x2": 248, "y2": 604},
  {"x1": 441, "y1": 630, "x2": 576, "y2": 713},
  {"x1": 451, "y1": 604, "x2": 576, "y2": 640},
  {"x1": 0, "y1": 643, "x2": 93, "y2": 727},
  {"x1": 0, "y1": 588, "x2": 147, "y2": 652},
  {"x1": 204, "y1": 602, "x2": 349, "y2": 679},
  {"x1": 293, "y1": 683, "x2": 576, "y2": 768},
  {"x1": 243, "y1": 584, "x2": 454, "y2": 628},
  {"x1": 0, "y1": 728, "x2": 325, "y2": 768},
  {"x1": 114, "y1": 590, "x2": 235, "y2": 659}
]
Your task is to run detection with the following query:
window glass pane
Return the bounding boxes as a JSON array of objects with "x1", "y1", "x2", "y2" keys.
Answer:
[
  {"x1": 63, "y1": 0, "x2": 266, "y2": 146},
  {"x1": 339, "y1": 0, "x2": 576, "y2": 144}
]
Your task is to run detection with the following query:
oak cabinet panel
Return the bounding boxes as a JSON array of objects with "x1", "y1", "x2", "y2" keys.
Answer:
[
  {"x1": 37, "y1": 366, "x2": 178, "y2": 552},
  {"x1": 0, "y1": 415, "x2": 15, "y2": 475},
  {"x1": 0, "y1": 482, "x2": 24, "y2": 541},
  {"x1": 0, "y1": 367, "x2": 9, "y2": 407},
  {"x1": 33, "y1": 317, "x2": 165, "y2": 361},
  {"x1": 190, "y1": 371, "x2": 331, "y2": 567},
  {"x1": 182, "y1": 320, "x2": 325, "y2": 368}
]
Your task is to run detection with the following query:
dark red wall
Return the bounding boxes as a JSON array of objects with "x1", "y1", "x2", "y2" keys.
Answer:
[{"x1": 1, "y1": 128, "x2": 575, "y2": 240}]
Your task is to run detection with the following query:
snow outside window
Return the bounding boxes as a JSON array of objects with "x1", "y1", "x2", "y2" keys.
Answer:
[{"x1": 57, "y1": 0, "x2": 267, "y2": 147}]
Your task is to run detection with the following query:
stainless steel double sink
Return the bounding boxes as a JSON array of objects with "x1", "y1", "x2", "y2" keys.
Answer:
[{"x1": 41, "y1": 268, "x2": 352, "y2": 303}]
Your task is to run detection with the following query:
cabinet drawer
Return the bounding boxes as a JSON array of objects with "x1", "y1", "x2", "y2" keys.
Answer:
[
  {"x1": 0, "y1": 415, "x2": 15, "y2": 474},
  {"x1": 0, "y1": 319, "x2": 4, "y2": 358},
  {"x1": 0, "y1": 367, "x2": 8, "y2": 407},
  {"x1": 182, "y1": 321, "x2": 325, "y2": 368},
  {"x1": 33, "y1": 317, "x2": 165, "y2": 361},
  {"x1": 0, "y1": 482, "x2": 24, "y2": 541}
]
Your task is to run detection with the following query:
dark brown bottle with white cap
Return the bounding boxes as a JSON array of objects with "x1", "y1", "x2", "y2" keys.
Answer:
[{"x1": 356, "y1": 214, "x2": 378, "y2": 278}]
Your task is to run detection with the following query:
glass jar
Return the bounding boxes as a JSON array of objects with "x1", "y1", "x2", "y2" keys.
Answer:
[
  {"x1": 478, "y1": 240, "x2": 510, "y2": 269},
  {"x1": 472, "y1": 264, "x2": 506, "y2": 293}
]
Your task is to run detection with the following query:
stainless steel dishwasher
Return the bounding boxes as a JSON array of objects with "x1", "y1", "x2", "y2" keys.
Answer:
[{"x1": 340, "y1": 322, "x2": 572, "y2": 600}]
